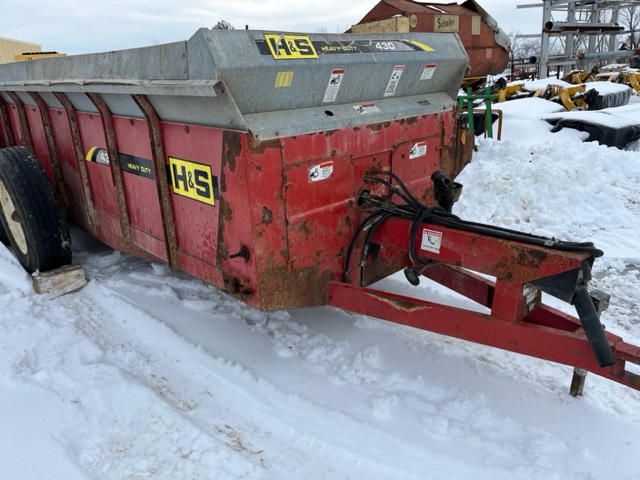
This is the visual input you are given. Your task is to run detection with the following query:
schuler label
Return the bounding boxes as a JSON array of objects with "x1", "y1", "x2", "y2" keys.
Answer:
[{"x1": 168, "y1": 157, "x2": 218, "y2": 206}]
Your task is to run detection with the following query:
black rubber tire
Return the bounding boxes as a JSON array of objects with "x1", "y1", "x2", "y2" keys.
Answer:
[
  {"x1": 0, "y1": 220, "x2": 8, "y2": 245},
  {"x1": 0, "y1": 146, "x2": 71, "y2": 273}
]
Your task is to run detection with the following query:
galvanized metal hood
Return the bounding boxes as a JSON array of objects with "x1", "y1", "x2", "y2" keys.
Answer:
[{"x1": 0, "y1": 29, "x2": 469, "y2": 140}]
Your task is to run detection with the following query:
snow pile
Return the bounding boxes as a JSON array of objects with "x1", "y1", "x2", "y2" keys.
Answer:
[{"x1": 1, "y1": 99, "x2": 640, "y2": 479}]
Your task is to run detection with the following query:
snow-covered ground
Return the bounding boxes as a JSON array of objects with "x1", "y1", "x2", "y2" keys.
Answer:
[{"x1": 2, "y1": 96, "x2": 640, "y2": 479}]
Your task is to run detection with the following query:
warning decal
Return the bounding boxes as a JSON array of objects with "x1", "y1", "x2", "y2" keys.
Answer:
[
  {"x1": 384, "y1": 65, "x2": 405, "y2": 97},
  {"x1": 421, "y1": 228, "x2": 442, "y2": 254},
  {"x1": 420, "y1": 63, "x2": 437, "y2": 80},
  {"x1": 323, "y1": 68, "x2": 344, "y2": 103},
  {"x1": 168, "y1": 157, "x2": 218, "y2": 206},
  {"x1": 409, "y1": 141, "x2": 427, "y2": 159},
  {"x1": 309, "y1": 161, "x2": 334, "y2": 182},
  {"x1": 353, "y1": 103, "x2": 380, "y2": 115}
]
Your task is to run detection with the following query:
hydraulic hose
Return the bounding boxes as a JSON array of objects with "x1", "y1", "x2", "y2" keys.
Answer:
[{"x1": 573, "y1": 287, "x2": 615, "y2": 367}]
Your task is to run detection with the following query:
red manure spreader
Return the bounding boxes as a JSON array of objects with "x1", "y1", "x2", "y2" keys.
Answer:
[{"x1": 0, "y1": 29, "x2": 638, "y2": 394}]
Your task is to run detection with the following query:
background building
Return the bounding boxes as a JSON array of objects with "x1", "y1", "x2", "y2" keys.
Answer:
[{"x1": 0, "y1": 36, "x2": 42, "y2": 64}]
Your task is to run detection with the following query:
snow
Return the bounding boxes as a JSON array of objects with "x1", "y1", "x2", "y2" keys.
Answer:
[{"x1": 2, "y1": 96, "x2": 640, "y2": 479}]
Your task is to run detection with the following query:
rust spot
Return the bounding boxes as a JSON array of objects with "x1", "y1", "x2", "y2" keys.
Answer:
[
  {"x1": 324, "y1": 129, "x2": 339, "y2": 137},
  {"x1": 184, "y1": 126, "x2": 190, "y2": 133},
  {"x1": 516, "y1": 248, "x2": 548, "y2": 269},
  {"x1": 219, "y1": 199, "x2": 233, "y2": 222},
  {"x1": 223, "y1": 131, "x2": 241, "y2": 174},
  {"x1": 223, "y1": 274, "x2": 255, "y2": 297},
  {"x1": 257, "y1": 265, "x2": 336, "y2": 310},
  {"x1": 247, "y1": 133, "x2": 280, "y2": 154},
  {"x1": 216, "y1": 199, "x2": 233, "y2": 262},
  {"x1": 261, "y1": 206, "x2": 273, "y2": 225},
  {"x1": 377, "y1": 294, "x2": 426, "y2": 312}
]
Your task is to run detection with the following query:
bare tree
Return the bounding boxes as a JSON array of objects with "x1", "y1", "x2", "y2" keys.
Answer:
[
  {"x1": 213, "y1": 20, "x2": 234, "y2": 30},
  {"x1": 619, "y1": 6, "x2": 640, "y2": 49}
]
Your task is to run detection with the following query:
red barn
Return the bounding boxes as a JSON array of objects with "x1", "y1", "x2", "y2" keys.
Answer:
[{"x1": 349, "y1": 0, "x2": 510, "y2": 85}]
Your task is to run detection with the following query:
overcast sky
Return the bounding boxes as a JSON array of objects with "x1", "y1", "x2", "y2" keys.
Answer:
[{"x1": 1, "y1": 1, "x2": 539, "y2": 55}]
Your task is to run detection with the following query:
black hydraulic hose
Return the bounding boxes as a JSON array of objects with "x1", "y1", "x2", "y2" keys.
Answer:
[
  {"x1": 366, "y1": 170, "x2": 422, "y2": 207},
  {"x1": 573, "y1": 288, "x2": 616, "y2": 367},
  {"x1": 364, "y1": 175, "x2": 420, "y2": 208},
  {"x1": 342, "y1": 210, "x2": 384, "y2": 282},
  {"x1": 359, "y1": 211, "x2": 395, "y2": 286},
  {"x1": 426, "y1": 211, "x2": 604, "y2": 257},
  {"x1": 360, "y1": 174, "x2": 604, "y2": 258}
]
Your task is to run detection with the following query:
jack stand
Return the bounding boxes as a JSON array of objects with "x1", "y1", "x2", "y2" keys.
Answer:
[{"x1": 570, "y1": 367, "x2": 588, "y2": 396}]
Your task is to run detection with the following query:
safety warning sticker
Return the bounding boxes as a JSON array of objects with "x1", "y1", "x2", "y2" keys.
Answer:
[
  {"x1": 409, "y1": 141, "x2": 427, "y2": 159},
  {"x1": 420, "y1": 63, "x2": 437, "y2": 80},
  {"x1": 384, "y1": 65, "x2": 405, "y2": 97},
  {"x1": 421, "y1": 228, "x2": 442, "y2": 254},
  {"x1": 323, "y1": 68, "x2": 344, "y2": 103},
  {"x1": 309, "y1": 161, "x2": 333, "y2": 182},
  {"x1": 353, "y1": 103, "x2": 380, "y2": 115}
]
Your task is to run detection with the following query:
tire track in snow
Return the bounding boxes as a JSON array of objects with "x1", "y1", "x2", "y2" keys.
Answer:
[{"x1": 4, "y1": 261, "x2": 472, "y2": 480}]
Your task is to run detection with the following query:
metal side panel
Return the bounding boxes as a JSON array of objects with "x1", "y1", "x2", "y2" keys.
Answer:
[
  {"x1": 243, "y1": 92, "x2": 455, "y2": 140},
  {"x1": 0, "y1": 41, "x2": 189, "y2": 82}
]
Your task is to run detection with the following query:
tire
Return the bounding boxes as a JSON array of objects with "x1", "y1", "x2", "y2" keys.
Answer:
[
  {"x1": 0, "y1": 146, "x2": 72, "y2": 273},
  {"x1": 0, "y1": 220, "x2": 8, "y2": 245}
]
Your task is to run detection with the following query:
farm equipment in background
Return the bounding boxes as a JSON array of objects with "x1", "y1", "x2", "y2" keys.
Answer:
[
  {"x1": 542, "y1": 83, "x2": 596, "y2": 110},
  {"x1": 561, "y1": 67, "x2": 599, "y2": 85},
  {"x1": 0, "y1": 28, "x2": 638, "y2": 395}
]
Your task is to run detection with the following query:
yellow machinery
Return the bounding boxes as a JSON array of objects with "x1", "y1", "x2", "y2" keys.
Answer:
[
  {"x1": 541, "y1": 84, "x2": 596, "y2": 110},
  {"x1": 616, "y1": 71, "x2": 640, "y2": 93},
  {"x1": 561, "y1": 67, "x2": 599, "y2": 84},
  {"x1": 13, "y1": 51, "x2": 66, "y2": 62}
]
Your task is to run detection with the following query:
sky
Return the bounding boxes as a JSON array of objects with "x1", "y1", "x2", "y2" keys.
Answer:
[
  {"x1": 0, "y1": 0, "x2": 538, "y2": 55},
  {"x1": 1, "y1": 88, "x2": 640, "y2": 478}
]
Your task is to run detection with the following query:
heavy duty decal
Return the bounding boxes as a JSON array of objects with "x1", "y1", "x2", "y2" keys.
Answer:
[
  {"x1": 85, "y1": 147, "x2": 155, "y2": 180},
  {"x1": 255, "y1": 38, "x2": 434, "y2": 57},
  {"x1": 421, "y1": 228, "x2": 442, "y2": 254},
  {"x1": 168, "y1": 157, "x2": 218, "y2": 206},
  {"x1": 263, "y1": 34, "x2": 318, "y2": 59}
]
